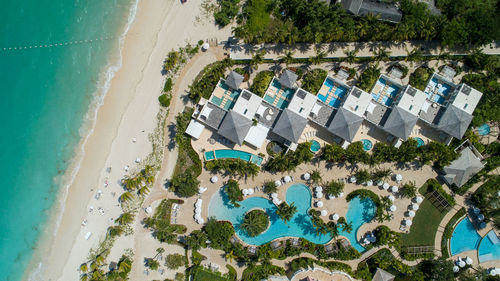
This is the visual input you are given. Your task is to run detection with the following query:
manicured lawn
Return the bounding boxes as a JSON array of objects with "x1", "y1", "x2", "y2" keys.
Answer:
[
  {"x1": 193, "y1": 269, "x2": 229, "y2": 281},
  {"x1": 400, "y1": 184, "x2": 448, "y2": 247}
]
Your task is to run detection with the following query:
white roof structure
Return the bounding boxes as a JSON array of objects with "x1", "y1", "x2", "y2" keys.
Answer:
[
  {"x1": 287, "y1": 88, "x2": 317, "y2": 118},
  {"x1": 343, "y1": 86, "x2": 372, "y2": 117},
  {"x1": 244, "y1": 123, "x2": 270, "y2": 148},
  {"x1": 396, "y1": 85, "x2": 427, "y2": 116},
  {"x1": 232, "y1": 89, "x2": 263, "y2": 120},
  {"x1": 185, "y1": 119, "x2": 205, "y2": 140},
  {"x1": 451, "y1": 84, "x2": 483, "y2": 115}
]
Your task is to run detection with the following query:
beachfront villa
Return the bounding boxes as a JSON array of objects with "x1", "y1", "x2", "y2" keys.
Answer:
[
  {"x1": 186, "y1": 67, "x2": 484, "y2": 153},
  {"x1": 442, "y1": 142, "x2": 485, "y2": 188}
]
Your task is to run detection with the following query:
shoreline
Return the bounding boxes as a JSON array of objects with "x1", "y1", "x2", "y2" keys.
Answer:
[{"x1": 24, "y1": 0, "x2": 233, "y2": 280}]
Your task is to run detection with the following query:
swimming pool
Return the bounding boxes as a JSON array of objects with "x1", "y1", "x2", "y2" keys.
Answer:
[
  {"x1": 361, "y1": 139, "x2": 373, "y2": 151},
  {"x1": 317, "y1": 78, "x2": 348, "y2": 108},
  {"x1": 210, "y1": 81, "x2": 240, "y2": 110},
  {"x1": 372, "y1": 77, "x2": 400, "y2": 106},
  {"x1": 263, "y1": 79, "x2": 295, "y2": 109},
  {"x1": 310, "y1": 140, "x2": 321, "y2": 153},
  {"x1": 424, "y1": 77, "x2": 452, "y2": 105},
  {"x1": 450, "y1": 217, "x2": 481, "y2": 255},
  {"x1": 204, "y1": 150, "x2": 264, "y2": 165},
  {"x1": 478, "y1": 124, "x2": 491, "y2": 136},
  {"x1": 208, "y1": 183, "x2": 376, "y2": 252},
  {"x1": 478, "y1": 230, "x2": 500, "y2": 263},
  {"x1": 413, "y1": 137, "x2": 425, "y2": 147}
]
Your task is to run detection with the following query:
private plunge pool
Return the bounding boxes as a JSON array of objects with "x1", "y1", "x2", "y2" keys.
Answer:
[
  {"x1": 204, "y1": 149, "x2": 263, "y2": 166},
  {"x1": 450, "y1": 217, "x2": 500, "y2": 263},
  {"x1": 208, "y1": 183, "x2": 376, "y2": 252}
]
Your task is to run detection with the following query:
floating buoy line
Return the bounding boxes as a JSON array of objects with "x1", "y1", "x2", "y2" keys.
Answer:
[{"x1": 1, "y1": 36, "x2": 113, "y2": 52}]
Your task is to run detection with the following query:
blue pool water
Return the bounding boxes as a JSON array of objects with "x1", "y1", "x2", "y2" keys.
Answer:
[
  {"x1": 431, "y1": 77, "x2": 452, "y2": 96},
  {"x1": 318, "y1": 78, "x2": 347, "y2": 108},
  {"x1": 208, "y1": 183, "x2": 376, "y2": 252},
  {"x1": 0, "y1": 1, "x2": 135, "y2": 280},
  {"x1": 211, "y1": 81, "x2": 240, "y2": 110},
  {"x1": 205, "y1": 150, "x2": 263, "y2": 165},
  {"x1": 450, "y1": 217, "x2": 481, "y2": 255},
  {"x1": 414, "y1": 137, "x2": 425, "y2": 147},
  {"x1": 310, "y1": 140, "x2": 321, "y2": 152},
  {"x1": 372, "y1": 77, "x2": 400, "y2": 106},
  {"x1": 478, "y1": 231, "x2": 500, "y2": 263},
  {"x1": 478, "y1": 124, "x2": 491, "y2": 136},
  {"x1": 362, "y1": 139, "x2": 373, "y2": 151},
  {"x1": 263, "y1": 80, "x2": 295, "y2": 109}
]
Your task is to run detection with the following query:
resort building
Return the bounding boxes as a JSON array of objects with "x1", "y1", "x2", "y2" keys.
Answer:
[
  {"x1": 443, "y1": 143, "x2": 485, "y2": 188},
  {"x1": 339, "y1": 0, "x2": 403, "y2": 23},
  {"x1": 272, "y1": 88, "x2": 316, "y2": 150},
  {"x1": 372, "y1": 268, "x2": 395, "y2": 281}
]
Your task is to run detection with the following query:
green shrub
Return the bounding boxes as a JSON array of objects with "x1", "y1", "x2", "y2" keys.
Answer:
[
  {"x1": 165, "y1": 253, "x2": 186, "y2": 269},
  {"x1": 409, "y1": 66, "x2": 433, "y2": 91},
  {"x1": 164, "y1": 77, "x2": 173, "y2": 92},
  {"x1": 163, "y1": 51, "x2": 180, "y2": 72},
  {"x1": 301, "y1": 69, "x2": 327, "y2": 94},
  {"x1": 373, "y1": 225, "x2": 400, "y2": 247},
  {"x1": 250, "y1": 70, "x2": 274, "y2": 96},
  {"x1": 214, "y1": 0, "x2": 240, "y2": 27},
  {"x1": 189, "y1": 59, "x2": 232, "y2": 102},
  {"x1": 357, "y1": 66, "x2": 380, "y2": 92},
  {"x1": 225, "y1": 179, "x2": 243, "y2": 207},
  {"x1": 205, "y1": 158, "x2": 259, "y2": 178},
  {"x1": 241, "y1": 209, "x2": 269, "y2": 237},
  {"x1": 158, "y1": 94, "x2": 172, "y2": 107}
]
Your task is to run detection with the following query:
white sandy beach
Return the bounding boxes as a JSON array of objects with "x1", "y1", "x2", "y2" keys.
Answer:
[{"x1": 25, "y1": 0, "x2": 232, "y2": 280}]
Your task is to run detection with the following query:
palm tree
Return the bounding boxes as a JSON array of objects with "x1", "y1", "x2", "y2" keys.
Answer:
[
  {"x1": 309, "y1": 49, "x2": 326, "y2": 65},
  {"x1": 138, "y1": 185, "x2": 150, "y2": 196},
  {"x1": 108, "y1": 226, "x2": 124, "y2": 237},
  {"x1": 405, "y1": 47, "x2": 423, "y2": 66},
  {"x1": 115, "y1": 212, "x2": 134, "y2": 225},
  {"x1": 119, "y1": 191, "x2": 134, "y2": 202},
  {"x1": 225, "y1": 250, "x2": 236, "y2": 262},
  {"x1": 153, "y1": 247, "x2": 165, "y2": 260},
  {"x1": 279, "y1": 50, "x2": 295, "y2": 67},
  {"x1": 147, "y1": 259, "x2": 160, "y2": 270},
  {"x1": 276, "y1": 202, "x2": 297, "y2": 224},
  {"x1": 343, "y1": 48, "x2": 358, "y2": 63},
  {"x1": 80, "y1": 263, "x2": 88, "y2": 273},
  {"x1": 374, "y1": 48, "x2": 390, "y2": 62},
  {"x1": 118, "y1": 257, "x2": 132, "y2": 273},
  {"x1": 121, "y1": 176, "x2": 139, "y2": 191},
  {"x1": 341, "y1": 221, "x2": 353, "y2": 234},
  {"x1": 250, "y1": 50, "x2": 266, "y2": 71},
  {"x1": 310, "y1": 170, "x2": 322, "y2": 185}
]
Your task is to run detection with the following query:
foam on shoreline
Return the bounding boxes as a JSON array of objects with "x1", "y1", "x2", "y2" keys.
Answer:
[{"x1": 24, "y1": 1, "x2": 139, "y2": 280}]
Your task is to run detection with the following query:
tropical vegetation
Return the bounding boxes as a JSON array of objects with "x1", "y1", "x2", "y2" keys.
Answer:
[
  {"x1": 241, "y1": 209, "x2": 270, "y2": 237},
  {"x1": 224, "y1": 179, "x2": 243, "y2": 207},
  {"x1": 276, "y1": 202, "x2": 297, "y2": 224}
]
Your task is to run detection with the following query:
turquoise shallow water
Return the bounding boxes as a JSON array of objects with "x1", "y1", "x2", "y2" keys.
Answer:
[
  {"x1": 450, "y1": 217, "x2": 481, "y2": 255},
  {"x1": 0, "y1": 0, "x2": 134, "y2": 280},
  {"x1": 208, "y1": 183, "x2": 375, "y2": 252}
]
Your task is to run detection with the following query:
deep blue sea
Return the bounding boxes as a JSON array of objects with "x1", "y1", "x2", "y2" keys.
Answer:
[{"x1": 0, "y1": 0, "x2": 135, "y2": 280}]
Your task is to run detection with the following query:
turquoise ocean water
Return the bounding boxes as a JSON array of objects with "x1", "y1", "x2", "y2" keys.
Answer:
[{"x1": 0, "y1": 0, "x2": 135, "y2": 280}]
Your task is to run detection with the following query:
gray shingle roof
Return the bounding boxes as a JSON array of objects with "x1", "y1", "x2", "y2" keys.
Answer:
[
  {"x1": 373, "y1": 268, "x2": 395, "y2": 281},
  {"x1": 443, "y1": 147, "x2": 484, "y2": 187},
  {"x1": 383, "y1": 107, "x2": 418, "y2": 140},
  {"x1": 226, "y1": 71, "x2": 244, "y2": 90},
  {"x1": 272, "y1": 108, "x2": 307, "y2": 143},
  {"x1": 341, "y1": 0, "x2": 363, "y2": 14},
  {"x1": 341, "y1": 0, "x2": 402, "y2": 23},
  {"x1": 437, "y1": 105, "x2": 473, "y2": 139},
  {"x1": 217, "y1": 110, "x2": 252, "y2": 145},
  {"x1": 328, "y1": 108, "x2": 363, "y2": 142},
  {"x1": 278, "y1": 70, "x2": 298, "y2": 89}
]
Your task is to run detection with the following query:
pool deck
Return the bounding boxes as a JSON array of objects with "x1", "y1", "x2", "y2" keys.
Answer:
[{"x1": 263, "y1": 79, "x2": 295, "y2": 109}]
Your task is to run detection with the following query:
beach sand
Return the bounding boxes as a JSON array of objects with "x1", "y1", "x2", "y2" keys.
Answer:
[{"x1": 25, "y1": 0, "x2": 233, "y2": 280}]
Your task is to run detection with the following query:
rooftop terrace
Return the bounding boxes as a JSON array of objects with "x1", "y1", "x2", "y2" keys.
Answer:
[
  {"x1": 263, "y1": 78, "x2": 296, "y2": 110},
  {"x1": 317, "y1": 76, "x2": 350, "y2": 108},
  {"x1": 209, "y1": 79, "x2": 240, "y2": 110}
]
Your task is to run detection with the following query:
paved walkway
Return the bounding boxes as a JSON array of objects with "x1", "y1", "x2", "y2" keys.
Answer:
[{"x1": 228, "y1": 40, "x2": 500, "y2": 60}]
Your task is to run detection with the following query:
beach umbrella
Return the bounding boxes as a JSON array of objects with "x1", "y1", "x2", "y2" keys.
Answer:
[
  {"x1": 135, "y1": 157, "x2": 141, "y2": 163},
  {"x1": 415, "y1": 196, "x2": 423, "y2": 204},
  {"x1": 275, "y1": 180, "x2": 282, "y2": 186},
  {"x1": 405, "y1": 219, "x2": 412, "y2": 226},
  {"x1": 365, "y1": 180, "x2": 373, "y2": 186},
  {"x1": 271, "y1": 193, "x2": 278, "y2": 199},
  {"x1": 316, "y1": 201, "x2": 324, "y2": 207},
  {"x1": 195, "y1": 208, "x2": 201, "y2": 214},
  {"x1": 326, "y1": 194, "x2": 335, "y2": 199},
  {"x1": 458, "y1": 260, "x2": 466, "y2": 268},
  {"x1": 377, "y1": 180, "x2": 384, "y2": 186},
  {"x1": 198, "y1": 218, "x2": 204, "y2": 224},
  {"x1": 388, "y1": 195, "x2": 395, "y2": 201},
  {"x1": 272, "y1": 198, "x2": 281, "y2": 205},
  {"x1": 478, "y1": 214, "x2": 484, "y2": 221},
  {"x1": 331, "y1": 213, "x2": 340, "y2": 221},
  {"x1": 145, "y1": 206, "x2": 153, "y2": 214},
  {"x1": 350, "y1": 176, "x2": 357, "y2": 183},
  {"x1": 284, "y1": 175, "x2": 291, "y2": 183},
  {"x1": 480, "y1": 222, "x2": 487, "y2": 229},
  {"x1": 321, "y1": 210, "x2": 328, "y2": 216},
  {"x1": 315, "y1": 186, "x2": 323, "y2": 192},
  {"x1": 303, "y1": 173, "x2": 311, "y2": 180},
  {"x1": 242, "y1": 189, "x2": 249, "y2": 196},
  {"x1": 395, "y1": 174, "x2": 403, "y2": 182},
  {"x1": 198, "y1": 186, "x2": 207, "y2": 193},
  {"x1": 390, "y1": 205, "x2": 397, "y2": 212},
  {"x1": 391, "y1": 186, "x2": 399, "y2": 193},
  {"x1": 316, "y1": 192, "x2": 323, "y2": 198},
  {"x1": 369, "y1": 235, "x2": 376, "y2": 243},
  {"x1": 194, "y1": 213, "x2": 202, "y2": 220},
  {"x1": 338, "y1": 192, "x2": 344, "y2": 198},
  {"x1": 195, "y1": 201, "x2": 202, "y2": 208},
  {"x1": 465, "y1": 257, "x2": 472, "y2": 265},
  {"x1": 210, "y1": 176, "x2": 218, "y2": 183},
  {"x1": 383, "y1": 183, "x2": 390, "y2": 190},
  {"x1": 497, "y1": 191, "x2": 500, "y2": 197},
  {"x1": 408, "y1": 211, "x2": 415, "y2": 217},
  {"x1": 411, "y1": 203, "x2": 419, "y2": 210},
  {"x1": 453, "y1": 266, "x2": 459, "y2": 273},
  {"x1": 473, "y1": 207, "x2": 480, "y2": 215},
  {"x1": 363, "y1": 238, "x2": 369, "y2": 244},
  {"x1": 490, "y1": 269, "x2": 497, "y2": 276},
  {"x1": 202, "y1": 42, "x2": 210, "y2": 50},
  {"x1": 248, "y1": 188, "x2": 254, "y2": 195}
]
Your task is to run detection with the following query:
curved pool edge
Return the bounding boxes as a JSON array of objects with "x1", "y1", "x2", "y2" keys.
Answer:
[
  {"x1": 477, "y1": 230, "x2": 500, "y2": 263},
  {"x1": 446, "y1": 214, "x2": 468, "y2": 257}
]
